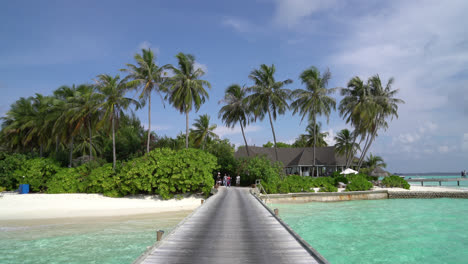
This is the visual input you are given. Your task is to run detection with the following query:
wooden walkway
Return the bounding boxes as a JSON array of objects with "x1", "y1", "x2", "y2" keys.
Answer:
[
  {"x1": 406, "y1": 178, "x2": 468, "y2": 186},
  {"x1": 135, "y1": 187, "x2": 327, "y2": 264}
]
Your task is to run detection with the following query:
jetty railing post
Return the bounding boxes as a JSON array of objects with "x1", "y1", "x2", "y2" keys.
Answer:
[
  {"x1": 439, "y1": 181, "x2": 441, "y2": 186},
  {"x1": 157, "y1": 230, "x2": 164, "y2": 241},
  {"x1": 274, "y1": 208, "x2": 279, "y2": 216},
  {"x1": 458, "y1": 181, "x2": 460, "y2": 186},
  {"x1": 201, "y1": 199, "x2": 204, "y2": 204},
  {"x1": 421, "y1": 181, "x2": 423, "y2": 186}
]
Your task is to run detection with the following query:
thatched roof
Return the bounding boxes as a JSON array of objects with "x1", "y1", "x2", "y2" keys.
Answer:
[
  {"x1": 370, "y1": 167, "x2": 390, "y2": 177},
  {"x1": 235, "y1": 146, "x2": 347, "y2": 167}
]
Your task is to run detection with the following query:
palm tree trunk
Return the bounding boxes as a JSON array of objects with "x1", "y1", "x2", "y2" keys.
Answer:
[
  {"x1": 185, "y1": 110, "x2": 189, "y2": 149},
  {"x1": 267, "y1": 108, "x2": 279, "y2": 161},
  {"x1": 345, "y1": 131, "x2": 358, "y2": 168},
  {"x1": 358, "y1": 129, "x2": 378, "y2": 169},
  {"x1": 39, "y1": 144, "x2": 43, "y2": 157},
  {"x1": 69, "y1": 136, "x2": 74, "y2": 168},
  {"x1": 112, "y1": 112, "x2": 116, "y2": 170},
  {"x1": 55, "y1": 136, "x2": 59, "y2": 153},
  {"x1": 88, "y1": 118, "x2": 92, "y2": 160},
  {"x1": 239, "y1": 122, "x2": 250, "y2": 157},
  {"x1": 313, "y1": 116, "x2": 317, "y2": 177},
  {"x1": 147, "y1": 94, "x2": 151, "y2": 153}
]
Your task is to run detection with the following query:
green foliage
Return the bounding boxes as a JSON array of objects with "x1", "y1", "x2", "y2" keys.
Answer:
[
  {"x1": 47, "y1": 165, "x2": 90, "y2": 193},
  {"x1": 86, "y1": 163, "x2": 122, "y2": 197},
  {"x1": 311, "y1": 177, "x2": 335, "y2": 187},
  {"x1": 319, "y1": 184, "x2": 338, "y2": 192},
  {"x1": 331, "y1": 171, "x2": 342, "y2": 177},
  {"x1": 205, "y1": 139, "x2": 237, "y2": 176},
  {"x1": 237, "y1": 155, "x2": 282, "y2": 192},
  {"x1": 381, "y1": 175, "x2": 410, "y2": 189},
  {"x1": 13, "y1": 158, "x2": 61, "y2": 192},
  {"x1": 262, "y1": 141, "x2": 291, "y2": 148},
  {"x1": 0, "y1": 186, "x2": 5, "y2": 192},
  {"x1": 119, "y1": 148, "x2": 217, "y2": 199},
  {"x1": 0, "y1": 152, "x2": 28, "y2": 190},
  {"x1": 345, "y1": 174, "x2": 373, "y2": 191},
  {"x1": 333, "y1": 176, "x2": 349, "y2": 186}
]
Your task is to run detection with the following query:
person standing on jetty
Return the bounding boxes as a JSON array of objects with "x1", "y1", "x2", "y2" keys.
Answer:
[
  {"x1": 223, "y1": 174, "x2": 227, "y2": 187},
  {"x1": 236, "y1": 175, "x2": 241, "y2": 186}
]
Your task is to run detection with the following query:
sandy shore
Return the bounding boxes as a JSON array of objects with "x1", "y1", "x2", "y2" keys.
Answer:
[{"x1": 0, "y1": 193, "x2": 202, "y2": 220}]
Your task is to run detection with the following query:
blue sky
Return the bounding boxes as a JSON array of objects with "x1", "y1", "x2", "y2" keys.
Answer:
[{"x1": 1, "y1": 0, "x2": 467, "y2": 173}]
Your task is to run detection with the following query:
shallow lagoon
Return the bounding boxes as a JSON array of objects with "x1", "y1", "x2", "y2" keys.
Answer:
[
  {"x1": 0, "y1": 211, "x2": 191, "y2": 264},
  {"x1": 272, "y1": 199, "x2": 468, "y2": 264}
]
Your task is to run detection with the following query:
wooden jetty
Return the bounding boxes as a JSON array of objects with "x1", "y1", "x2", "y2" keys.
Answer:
[
  {"x1": 134, "y1": 187, "x2": 328, "y2": 264},
  {"x1": 406, "y1": 178, "x2": 468, "y2": 186}
]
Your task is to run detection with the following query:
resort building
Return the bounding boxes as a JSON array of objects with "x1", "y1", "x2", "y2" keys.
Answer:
[{"x1": 235, "y1": 146, "x2": 348, "y2": 177}]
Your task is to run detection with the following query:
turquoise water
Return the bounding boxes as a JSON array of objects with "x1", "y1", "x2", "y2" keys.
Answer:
[
  {"x1": 0, "y1": 212, "x2": 190, "y2": 264},
  {"x1": 402, "y1": 175, "x2": 468, "y2": 188},
  {"x1": 273, "y1": 199, "x2": 468, "y2": 264}
]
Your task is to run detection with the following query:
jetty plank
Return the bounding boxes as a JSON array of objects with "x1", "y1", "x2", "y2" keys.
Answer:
[{"x1": 136, "y1": 187, "x2": 325, "y2": 264}]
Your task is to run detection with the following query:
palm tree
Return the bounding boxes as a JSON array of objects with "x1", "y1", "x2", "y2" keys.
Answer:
[
  {"x1": 96, "y1": 74, "x2": 139, "y2": 169},
  {"x1": 356, "y1": 75, "x2": 404, "y2": 168},
  {"x1": 68, "y1": 84, "x2": 101, "y2": 161},
  {"x1": 218, "y1": 84, "x2": 252, "y2": 156},
  {"x1": 167, "y1": 52, "x2": 211, "y2": 148},
  {"x1": 122, "y1": 48, "x2": 171, "y2": 153},
  {"x1": 365, "y1": 153, "x2": 387, "y2": 170},
  {"x1": 53, "y1": 85, "x2": 80, "y2": 167},
  {"x1": 1, "y1": 97, "x2": 35, "y2": 152},
  {"x1": 301, "y1": 122, "x2": 328, "y2": 147},
  {"x1": 334, "y1": 128, "x2": 360, "y2": 166},
  {"x1": 291, "y1": 66, "x2": 336, "y2": 174},
  {"x1": 190, "y1": 114, "x2": 218, "y2": 150},
  {"x1": 247, "y1": 64, "x2": 292, "y2": 161}
]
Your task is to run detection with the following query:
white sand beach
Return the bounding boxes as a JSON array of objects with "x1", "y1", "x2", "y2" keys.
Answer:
[{"x1": 0, "y1": 193, "x2": 202, "y2": 220}]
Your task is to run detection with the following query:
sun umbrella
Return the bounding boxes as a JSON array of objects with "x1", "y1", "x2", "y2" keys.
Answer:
[{"x1": 340, "y1": 168, "x2": 358, "y2": 175}]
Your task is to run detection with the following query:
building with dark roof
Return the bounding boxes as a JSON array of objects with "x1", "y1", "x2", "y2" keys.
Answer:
[{"x1": 235, "y1": 146, "x2": 348, "y2": 176}]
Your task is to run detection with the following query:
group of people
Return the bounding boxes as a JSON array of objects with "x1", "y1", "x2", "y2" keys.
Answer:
[
  {"x1": 216, "y1": 172, "x2": 240, "y2": 187},
  {"x1": 461, "y1": 170, "x2": 467, "y2": 178}
]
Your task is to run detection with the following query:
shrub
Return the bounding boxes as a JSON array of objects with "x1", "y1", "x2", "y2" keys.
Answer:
[
  {"x1": 86, "y1": 163, "x2": 122, "y2": 197},
  {"x1": 47, "y1": 165, "x2": 90, "y2": 193},
  {"x1": 331, "y1": 171, "x2": 341, "y2": 177},
  {"x1": 237, "y1": 156, "x2": 282, "y2": 189},
  {"x1": 0, "y1": 186, "x2": 6, "y2": 192},
  {"x1": 311, "y1": 177, "x2": 335, "y2": 188},
  {"x1": 345, "y1": 177, "x2": 373, "y2": 191},
  {"x1": 119, "y1": 148, "x2": 217, "y2": 199},
  {"x1": 333, "y1": 176, "x2": 349, "y2": 186},
  {"x1": 319, "y1": 184, "x2": 338, "y2": 192},
  {"x1": 13, "y1": 158, "x2": 60, "y2": 192},
  {"x1": 381, "y1": 175, "x2": 410, "y2": 189},
  {"x1": 0, "y1": 152, "x2": 28, "y2": 190}
]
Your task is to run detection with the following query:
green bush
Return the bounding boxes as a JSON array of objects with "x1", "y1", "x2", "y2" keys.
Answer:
[
  {"x1": 47, "y1": 165, "x2": 90, "y2": 194},
  {"x1": 119, "y1": 148, "x2": 217, "y2": 199},
  {"x1": 381, "y1": 175, "x2": 410, "y2": 189},
  {"x1": 86, "y1": 163, "x2": 122, "y2": 197},
  {"x1": 0, "y1": 186, "x2": 6, "y2": 192},
  {"x1": 333, "y1": 176, "x2": 349, "y2": 186},
  {"x1": 331, "y1": 171, "x2": 341, "y2": 177},
  {"x1": 0, "y1": 152, "x2": 28, "y2": 190},
  {"x1": 237, "y1": 156, "x2": 282, "y2": 191},
  {"x1": 13, "y1": 158, "x2": 60, "y2": 192},
  {"x1": 345, "y1": 177, "x2": 373, "y2": 191},
  {"x1": 311, "y1": 177, "x2": 335, "y2": 188},
  {"x1": 319, "y1": 184, "x2": 338, "y2": 192}
]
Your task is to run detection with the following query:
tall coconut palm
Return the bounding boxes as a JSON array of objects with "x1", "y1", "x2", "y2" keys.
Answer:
[
  {"x1": 339, "y1": 76, "x2": 371, "y2": 167},
  {"x1": 167, "y1": 52, "x2": 211, "y2": 148},
  {"x1": 122, "y1": 48, "x2": 171, "y2": 153},
  {"x1": 68, "y1": 84, "x2": 101, "y2": 161},
  {"x1": 247, "y1": 64, "x2": 292, "y2": 161},
  {"x1": 291, "y1": 66, "x2": 336, "y2": 174},
  {"x1": 218, "y1": 84, "x2": 252, "y2": 156},
  {"x1": 334, "y1": 128, "x2": 360, "y2": 166},
  {"x1": 301, "y1": 122, "x2": 328, "y2": 147},
  {"x1": 190, "y1": 114, "x2": 218, "y2": 150},
  {"x1": 96, "y1": 74, "x2": 139, "y2": 169},
  {"x1": 1, "y1": 97, "x2": 35, "y2": 152},
  {"x1": 365, "y1": 153, "x2": 387, "y2": 170},
  {"x1": 53, "y1": 85, "x2": 80, "y2": 167}
]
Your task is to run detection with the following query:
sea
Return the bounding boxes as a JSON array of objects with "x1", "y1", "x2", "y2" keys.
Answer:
[
  {"x1": 270, "y1": 174, "x2": 468, "y2": 264},
  {"x1": 0, "y1": 211, "x2": 191, "y2": 264}
]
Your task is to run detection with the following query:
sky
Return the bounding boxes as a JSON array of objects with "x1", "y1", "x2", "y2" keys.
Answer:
[{"x1": 0, "y1": 0, "x2": 467, "y2": 173}]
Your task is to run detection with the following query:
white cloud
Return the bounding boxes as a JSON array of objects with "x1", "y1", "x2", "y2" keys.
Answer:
[
  {"x1": 137, "y1": 41, "x2": 159, "y2": 55},
  {"x1": 194, "y1": 61, "x2": 208, "y2": 73},
  {"x1": 438, "y1": 145, "x2": 450, "y2": 153},
  {"x1": 324, "y1": 128, "x2": 336, "y2": 146},
  {"x1": 273, "y1": 0, "x2": 337, "y2": 28},
  {"x1": 143, "y1": 123, "x2": 172, "y2": 132},
  {"x1": 222, "y1": 17, "x2": 256, "y2": 33},
  {"x1": 214, "y1": 125, "x2": 262, "y2": 138}
]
